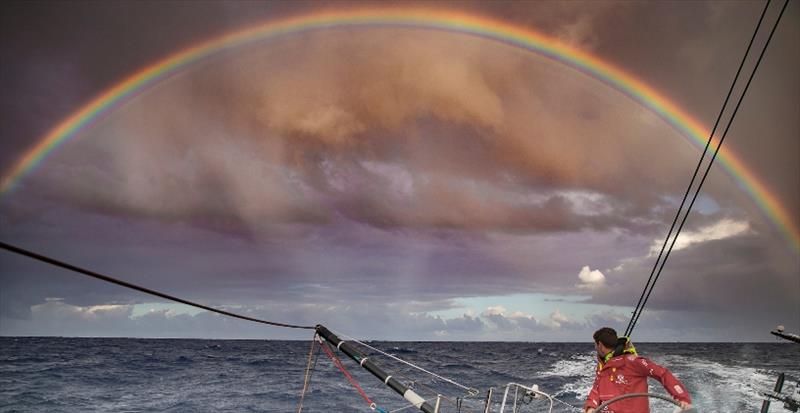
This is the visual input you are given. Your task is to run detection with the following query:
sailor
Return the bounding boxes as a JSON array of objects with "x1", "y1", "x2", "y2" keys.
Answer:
[{"x1": 584, "y1": 327, "x2": 692, "y2": 413}]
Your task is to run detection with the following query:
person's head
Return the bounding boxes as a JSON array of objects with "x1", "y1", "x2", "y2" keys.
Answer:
[{"x1": 593, "y1": 327, "x2": 617, "y2": 357}]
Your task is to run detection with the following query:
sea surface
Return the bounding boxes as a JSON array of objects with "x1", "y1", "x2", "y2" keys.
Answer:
[{"x1": 1, "y1": 338, "x2": 798, "y2": 412}]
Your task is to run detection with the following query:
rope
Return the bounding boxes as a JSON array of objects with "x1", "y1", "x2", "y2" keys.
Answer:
[
  {"x1": 624, "y1": 0, "x2": 789, "y2": 336},
  {"x1": 318, "y1": 337, "x2": 386, "y2": 412},
  {"x1": 296, "y1": 332, "x2": 320, "y2": 413},
  {"x1": 623, "y1": 0, "x2": 772, "y2": 338},
  {"x1": 551, "y1": 395, "x2": 583, "y2": 411},
  {"x1": 0, "y1": 241, "x2": 315, "y2": 330},
  {"x1": 391, "y1": 371, "x2": 480, "y2": 413},
  {"x1": 333, "y1": 329, "x2": 480, "y2": 396}
]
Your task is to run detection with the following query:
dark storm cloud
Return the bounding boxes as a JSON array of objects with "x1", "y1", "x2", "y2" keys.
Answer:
[
  {"x1": 1, "y1": 1, "x2": 797, "y2": 340},
  {"x1": 5, "y1": 2, "x2": 794, "y2": 233},
  {"x1": 7, "y1": 28, "x2": 709, "y2": 239},
  {"x1": 0, "y1": 0, "x2": 325, "y2": 169},
  {"x1": 588, "y1": 226, "x2": 798, "y2": 318}
]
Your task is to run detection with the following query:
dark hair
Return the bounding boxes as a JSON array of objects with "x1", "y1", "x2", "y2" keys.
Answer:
[{"x1": 593, "y1": 327, "x2": 618, "y2": 348}]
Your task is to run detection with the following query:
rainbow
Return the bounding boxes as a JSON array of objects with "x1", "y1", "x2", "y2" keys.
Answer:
[{"x1": 1, "y1": 8, "x2": 797, "y2": 251}]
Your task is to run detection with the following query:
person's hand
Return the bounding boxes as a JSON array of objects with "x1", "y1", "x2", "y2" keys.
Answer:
[
  {"x1": 585, "y1": 409, "x2": 596, "y2": 413},
  {"x1": 679, "y1": 401, "x2": 692, "y2": 410}
]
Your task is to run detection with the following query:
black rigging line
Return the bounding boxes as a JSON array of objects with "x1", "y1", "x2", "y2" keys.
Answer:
[
  {"x1": 626, "y1": 0, "x2": 790, "y2": 336},
  {"x1": 623, "y1": 0, "x2": 774, "y2": 338},
  {"x1": 0, "y1": 240, "x2": 316, "y2": 330}
]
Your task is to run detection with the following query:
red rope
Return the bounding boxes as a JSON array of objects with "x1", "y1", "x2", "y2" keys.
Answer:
[{"x1": 319, "y1": 339, "x2": 375, "y2": 407}]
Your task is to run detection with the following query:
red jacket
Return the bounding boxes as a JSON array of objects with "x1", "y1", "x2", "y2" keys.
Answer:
[{"x1": 584, "y1": 354, "x2": 691, "y2": 412}]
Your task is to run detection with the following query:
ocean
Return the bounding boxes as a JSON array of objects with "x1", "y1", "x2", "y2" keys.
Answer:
[{"x1": 1, "y1": 337, "x2": 798, "y2": 412}]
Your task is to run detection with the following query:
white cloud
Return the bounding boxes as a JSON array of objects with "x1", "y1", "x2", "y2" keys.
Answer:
[
  {"x1": 577, "y1": 265, "x2": 606, "y2": 289},
  {"x1": 482, "y1": 305, "x2": 507, "y2": 317},
  {"x1": 649, "y1": 219, "x2": 750, "y2": 255},
  {"x1": 546, "y1": 309, "x2": 573, "y2": 329},
  {"x1": 32, "y1": 298, "x2": 133, "y2": 321},
  {"x1": 551, "y1": 309, "x2": 570, "y2": 324},
  {"x1": 559, "y1": 190, "x2": 613, "y2": 216},
  {"x1": 509, "y1": 311, "x2": 530, "y2": 319}
]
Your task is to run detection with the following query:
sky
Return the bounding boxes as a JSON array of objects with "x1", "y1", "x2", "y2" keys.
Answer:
[{"x1": 0, "y1": 1, "x2": 797, "y2": 341}]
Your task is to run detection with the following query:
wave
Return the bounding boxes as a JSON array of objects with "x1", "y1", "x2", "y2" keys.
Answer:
[
  {"x1": 661, "y1": 355, "x2": 786, "y2": 411},
  {"x1": 388, "y1": 346, "x2": 418, "y2": 355},
  {"x1": 536, "y1": 353, "x2": 596, "y2": 378},
  {"x1": 2, "y1": 338, "x2": 796, "y2": 412}
]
